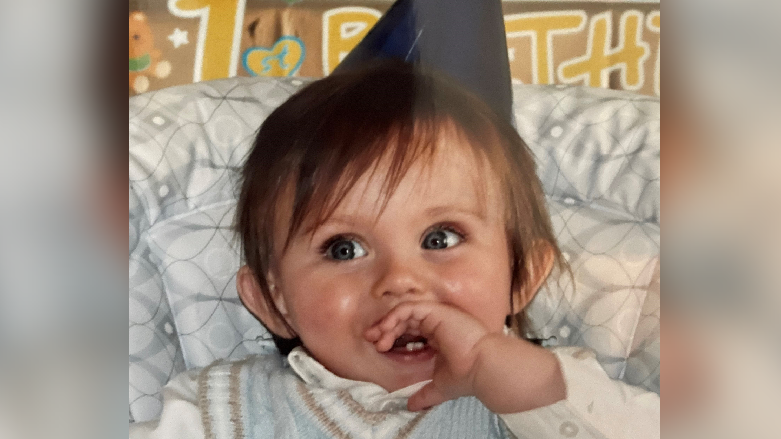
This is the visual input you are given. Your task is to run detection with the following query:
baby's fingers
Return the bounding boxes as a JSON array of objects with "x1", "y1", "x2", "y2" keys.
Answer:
[
  {"x1": 366, "y1": 303, "x2": 434, "y2": 351},
  {"x1": 372, "y1": 319, "x2": 416, "y2": 352},
  {"x1": 364, "y1": 326, "x2": 382, "y2": 342}
]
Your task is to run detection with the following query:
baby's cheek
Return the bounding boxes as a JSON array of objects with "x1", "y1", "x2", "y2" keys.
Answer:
[
  {"x1": 439, "y1": 262, "x2": 512, "y2": 330},
  {"x1": 294, "y1": 286, "x2": 361, "y2": 339}
]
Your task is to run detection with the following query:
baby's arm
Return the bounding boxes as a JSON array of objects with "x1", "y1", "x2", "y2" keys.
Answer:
[
  {"x1": 499, "y1": 346, "x2": 660, "y2": 439},
  {"x1": 366, "y1": 302, "x2": 660, "y2": 439}
]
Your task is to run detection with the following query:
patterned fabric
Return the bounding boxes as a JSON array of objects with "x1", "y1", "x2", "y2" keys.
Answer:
[
  {"x1": 512, "y1": 85, "x2": 660, "y2": 393},
  {"x1": 129, "y1": 77, "x2": 659, "y2": 423}
]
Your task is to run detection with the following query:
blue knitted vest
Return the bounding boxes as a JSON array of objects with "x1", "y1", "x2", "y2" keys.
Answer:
[{"x1": 196, "y1": 353, "x2": 519, "y2": 439}]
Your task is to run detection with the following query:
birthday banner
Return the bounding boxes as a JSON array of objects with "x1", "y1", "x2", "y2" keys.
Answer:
[{"x1": 129, "y1": 1, "x2": 659, "y2": 96}]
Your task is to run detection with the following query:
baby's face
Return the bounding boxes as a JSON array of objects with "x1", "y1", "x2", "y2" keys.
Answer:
[{"x1": 273, "y1": 133, "x2": 514, "y2": 392}]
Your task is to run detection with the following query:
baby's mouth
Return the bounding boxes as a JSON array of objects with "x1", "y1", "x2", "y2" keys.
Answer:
[{"x1": 390, "y1": 334, "x2": 429, "y2": 353}]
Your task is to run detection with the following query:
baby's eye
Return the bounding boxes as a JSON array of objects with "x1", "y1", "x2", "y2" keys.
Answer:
[
  {"x1": 421, "y1": 228, "x2": 463, "y2": 250},
  {"x1": 324, "y1": 238, "x2": 367, "y2": 261}
]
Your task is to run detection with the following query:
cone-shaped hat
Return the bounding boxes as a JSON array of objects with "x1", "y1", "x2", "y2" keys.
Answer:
[{"x1": 333, "y1": 0, "x2": 513, "y2": 125}]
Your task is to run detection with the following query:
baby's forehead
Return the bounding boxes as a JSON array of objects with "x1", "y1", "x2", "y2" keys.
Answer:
[{"x1": 309, "y1": 140, "x2": 501, "y2": 224}]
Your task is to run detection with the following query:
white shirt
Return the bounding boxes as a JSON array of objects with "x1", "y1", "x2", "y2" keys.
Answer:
[{"x1": 130, "y1": 346, "x2": 659, "y2": 439}]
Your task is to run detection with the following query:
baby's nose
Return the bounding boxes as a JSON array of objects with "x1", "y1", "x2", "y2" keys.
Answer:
[{"x1": 371, "y1": 255, "x2": 430, "y2": 299}]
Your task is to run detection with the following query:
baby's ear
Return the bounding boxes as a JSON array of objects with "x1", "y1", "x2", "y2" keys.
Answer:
[
  {"x1": 236, "y1": 265, "x2": 297, "y2": 338},
  {"x1": 512, "y1": 240, "x2": 555, "y2": 314}
]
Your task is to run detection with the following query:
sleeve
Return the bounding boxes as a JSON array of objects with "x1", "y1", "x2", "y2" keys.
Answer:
[
  {"x1": 499, "y1": 347, "x2": 659, "y2": 439},
  {"x1": 129, "y1": 369, "x2": 205, "y2": 439}
]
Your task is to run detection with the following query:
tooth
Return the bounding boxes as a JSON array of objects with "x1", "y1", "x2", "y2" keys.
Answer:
[{"x1": 404, "y1": 342, "x2": 424, "y2": 351}]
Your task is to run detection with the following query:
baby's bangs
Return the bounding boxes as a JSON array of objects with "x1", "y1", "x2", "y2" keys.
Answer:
[{"x1": 286, "y1": 115, "x2": 443, "y2": 244}]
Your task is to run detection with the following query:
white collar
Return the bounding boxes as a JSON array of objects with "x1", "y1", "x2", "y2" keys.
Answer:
[{"x1": 287, "y1": 346, "x2": 430, "y2": 412}]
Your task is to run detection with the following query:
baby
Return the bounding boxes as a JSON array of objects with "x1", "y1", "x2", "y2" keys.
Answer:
[{"x1": 131, "y1": 60, "x2": 659, "y2": 439}]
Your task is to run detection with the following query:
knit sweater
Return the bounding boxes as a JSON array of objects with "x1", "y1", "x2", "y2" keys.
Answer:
[
  {"x1": 130, "y1": 347, "x2": 659, "y2": 439},
  {"x1": 198, "y1": 352, "x2": 513, "y2": 439}
]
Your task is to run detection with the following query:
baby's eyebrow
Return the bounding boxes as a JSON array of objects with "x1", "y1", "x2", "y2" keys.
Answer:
[
  {"x1": 301, "y1": 215, "x2": 366, "y2": 236},
  {"x1": 424, "y1": 205, "x2": 487, "y2": 222}
]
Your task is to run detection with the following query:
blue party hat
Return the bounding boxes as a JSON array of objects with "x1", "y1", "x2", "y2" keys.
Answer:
[{"x1": 333, "y1": 0, "x2": 513, "y2": 125}]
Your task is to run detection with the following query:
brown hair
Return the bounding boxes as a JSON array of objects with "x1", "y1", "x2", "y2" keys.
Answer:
[{"x1": 236, "y1": 59, "x2": 566, "y2": 353}]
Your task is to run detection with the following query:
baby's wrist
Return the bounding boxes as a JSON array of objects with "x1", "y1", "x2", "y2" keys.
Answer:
[{"x1": 472, "y1": 334, "x2": 566, "y2": 414}]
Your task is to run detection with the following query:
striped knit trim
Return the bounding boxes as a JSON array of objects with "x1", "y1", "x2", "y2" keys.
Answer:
[
  {"x1": 336, "y1": 390, "x2": 389, "y2": 425},
  {"x1": 395, "y1": 411, "x2": 426, "y2": 439},
  {"x1": 296, "y1": 381, "x2": 352, "y2": 439},
  {"x1": 198, "y1": 359, "x2": 251, "y2": 439},
  {"x1": 197, "y1": 362, "x2": 219, "y2": 439},
  {"x1": 198, "y1": 361, "x2": 217, "y2": 439},
  {"x1": 296, "y1": 381, "x2": 428, "y2": 438},
  {"x1": 228, "y1": 362, "x2": 246, "y2": 439}
]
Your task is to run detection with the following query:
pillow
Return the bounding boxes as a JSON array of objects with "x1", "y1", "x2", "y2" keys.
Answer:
[{"x1": 129, "y1": 78, "x2": 659, "y2": 422}]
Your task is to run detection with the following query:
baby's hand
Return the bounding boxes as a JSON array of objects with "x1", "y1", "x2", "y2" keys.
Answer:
[
  {"x1": 365, "y1": 302, "x2": 487, "y2": 410},
  {"x1": 365, "y1": 302, "x2": 490, "y2": 410},
  {"x1": 365, "y1": 302, "x2": 566, "y2": 413}
]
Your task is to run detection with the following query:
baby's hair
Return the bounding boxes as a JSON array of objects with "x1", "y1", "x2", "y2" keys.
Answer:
[{"x1": 236, "y1": 59, "x2": 566, "y2": 354}]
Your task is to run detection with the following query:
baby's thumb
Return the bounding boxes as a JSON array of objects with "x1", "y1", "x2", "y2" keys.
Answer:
[{"x1": 407, "y1": 382, "x2": 447, "y2": 411}]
